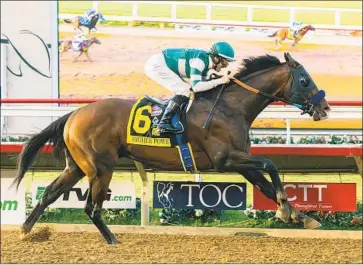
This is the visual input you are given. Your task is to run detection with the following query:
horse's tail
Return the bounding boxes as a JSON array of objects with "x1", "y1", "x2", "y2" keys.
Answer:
[
  {"x1": 64, "y1": 18, "x2": 72, "y2": 23},
  {"x1": 11, "y1": 112, "x2": 73, "y2": 190},
  {"x1": 268, "y1": 31, "x2": 278, "y2": 37}
]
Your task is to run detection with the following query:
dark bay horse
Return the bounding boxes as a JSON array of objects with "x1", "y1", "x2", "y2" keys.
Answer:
[
  {"x1": 64, "y1": 13, "x2": 102, "y2": 37},
  {"x1": 13, "y1": 53, "x2": 330, "y2": 244},
  {"x1": 269, "y1": 25, "x2": 316, "y2": 50}
]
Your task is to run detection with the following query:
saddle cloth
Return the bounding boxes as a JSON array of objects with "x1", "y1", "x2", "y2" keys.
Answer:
[
  {"x1": 126, "y1": 96, "x2": 198, "y2": 173},
  {"x1": 72, "y1": 39, "x2": 84, "y2": 51},
  {"x1": 288, "y1": 29, "x2": 297, "y2": 39}
]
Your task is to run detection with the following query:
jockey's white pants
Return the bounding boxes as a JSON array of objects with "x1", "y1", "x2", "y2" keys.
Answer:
[{"x1": 144, "y1": 52, "x2": 191, "y2": 97}]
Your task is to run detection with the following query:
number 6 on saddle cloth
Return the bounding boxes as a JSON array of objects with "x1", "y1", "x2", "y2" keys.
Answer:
[{"x1": 126, "y1": 96, "x2": 198, "y2": 173}]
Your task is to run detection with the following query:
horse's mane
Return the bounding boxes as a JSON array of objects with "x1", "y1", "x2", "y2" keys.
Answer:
[
  {"x1": 234, "y1": 54, "x2": 282, "y2": 80},
  {"x1": 195, "y1": 54, "x2": 283, "y2": 101}
]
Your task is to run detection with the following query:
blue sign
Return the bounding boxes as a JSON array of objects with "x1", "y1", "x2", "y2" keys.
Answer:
[{"x1": 153, "y1": 181, "x2": 247, "y2": 210}]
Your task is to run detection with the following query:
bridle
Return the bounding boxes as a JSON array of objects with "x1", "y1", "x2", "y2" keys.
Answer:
[{"x1": 203, "y1": 65, "x2": 325, "y2": 129}]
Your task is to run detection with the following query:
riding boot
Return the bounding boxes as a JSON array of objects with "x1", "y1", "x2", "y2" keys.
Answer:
[{"x1": 158, "y1": 95, "x2": 188, "y2": 132}]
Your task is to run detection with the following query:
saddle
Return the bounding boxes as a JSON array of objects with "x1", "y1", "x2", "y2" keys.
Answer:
[
  {"x1": 127, "y1": 96, "x2": 198, "y2": 173},
  {"x1": 288, "y1": 29, "x2": 298, "y2": 39}
]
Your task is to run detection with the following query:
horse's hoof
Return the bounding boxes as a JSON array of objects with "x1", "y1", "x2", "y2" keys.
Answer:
[
  {"x1": 290, "y1": 205, "x2": 300, "y2": 223},
  {"x1": 276, "y1": 201, "x2": 291, "y2": 223},
  {"x1": 302, "y1": 215, "x2": 321, "y2": 229},
  {"x1": 108, "y1": 238, "x2": 120, "y2": 245},
  {"x1": 111, "y1": 239, "x2": 120, "y2": 245},
  {"x1": 19, "y1": 225, "x2": 29, "y2": 240}
]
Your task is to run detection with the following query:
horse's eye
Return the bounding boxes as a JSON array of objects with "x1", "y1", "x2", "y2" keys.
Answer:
[{"x1": 299, "y1": 74, "x2": 309, "y2": 87}]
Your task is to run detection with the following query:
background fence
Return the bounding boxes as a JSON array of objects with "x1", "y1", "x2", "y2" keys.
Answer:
[{"x1": 58, "y1": 1, "x2": 363, "y2": 31}]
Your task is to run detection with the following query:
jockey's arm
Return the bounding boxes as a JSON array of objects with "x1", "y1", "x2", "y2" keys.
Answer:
[{"x1": 189, "y1": 59, "x2": 225, "y2": 92}]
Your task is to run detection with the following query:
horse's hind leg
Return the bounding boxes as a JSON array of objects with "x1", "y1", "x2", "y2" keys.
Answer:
[
  {"x1": 84, "y1": 170, "x2": 119, "y2": 244},
  {"x1": 69, "y1": 140, "x2": 119, "y2": 244},
  {"x1": 21, "y1": 151, "x2": 85, "y2": 235}
]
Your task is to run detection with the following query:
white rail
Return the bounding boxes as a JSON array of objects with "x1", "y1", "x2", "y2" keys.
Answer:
[
  {"x1": 59, "y1": 1, "x2": 362, "y2": 31},
  {"x1": 1, "y1": 105, "x2": 361, "y2": 119},
  {"x1": 1, "y1": 105, "x2": 361, "y2": 142}
]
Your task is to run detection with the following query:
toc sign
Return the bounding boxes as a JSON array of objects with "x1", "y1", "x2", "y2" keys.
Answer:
[
  {"x1": 153, "y1": 181, "x2": 247, "y2": 210},
  {"x1": 253, "y1": 182, "x2": 357, "y2": 212}
]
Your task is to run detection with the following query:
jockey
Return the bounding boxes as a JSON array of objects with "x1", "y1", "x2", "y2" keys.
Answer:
[
  {"x1": 84, "y1": 9, "x2": 97, "y2": 22},
  {"x1": 291, "y1": 21, "x2": 304, "y2": 38},
  {"x1": 145, "y1": 41, "x2": 236, "y2": 132}
]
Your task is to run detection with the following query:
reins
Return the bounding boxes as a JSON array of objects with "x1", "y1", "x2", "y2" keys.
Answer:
[{"x1": 202, "y1": 74, "x2": 316, "y2": 130}]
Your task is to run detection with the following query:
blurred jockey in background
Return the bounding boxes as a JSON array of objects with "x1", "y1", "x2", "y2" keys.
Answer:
[{"x1": 291, "y1": 21, "x2": 305, "y2": 38}]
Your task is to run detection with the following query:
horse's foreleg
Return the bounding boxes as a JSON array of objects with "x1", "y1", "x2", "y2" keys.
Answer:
[
  {"x1": 291, "y1": 38, "x2": 300, "y2": 47},
  {"x1": 224, "y1": 150, "x2": 292, "y2": 223},
  {"x1": 73, "y1": 51, "x2": 83, "y2": 62},
  {"x1": 239, "y1": 169, "x2": 277, "y2": 203},
  {"x1": 84, "y1": 50, "x2": 93, "y2": 62}
]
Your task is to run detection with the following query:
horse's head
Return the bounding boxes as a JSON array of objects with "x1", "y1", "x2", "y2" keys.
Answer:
[
  {"x1": 282, "y1": 52, "x2": 330, "y2": 121},
  {"x1": 90, "y1": 37, "x2": 101, "y2": 45},
  {"x1": 302, "y1": 24, "x2": 315, "y2": 32}
]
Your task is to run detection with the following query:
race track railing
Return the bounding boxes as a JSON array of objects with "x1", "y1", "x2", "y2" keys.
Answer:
[
  {"x1": 59, "y1": 1, "x2": 363, "y2": 31},
  {"x1": 1, "y1": 98, "x2": 362, "y2": 143}
]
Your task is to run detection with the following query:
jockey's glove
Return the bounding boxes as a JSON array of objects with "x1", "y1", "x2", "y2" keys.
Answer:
[{"x1": 220, "y1": 74, "x2": 234, "y2": 84}]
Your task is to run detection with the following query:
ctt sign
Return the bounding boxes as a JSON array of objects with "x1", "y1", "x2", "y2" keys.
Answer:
[
  {"x1": 153, "y1": 181, "x2": 247, "y2": 210},
  {"x1": 253, "y1": 182, "x2": 357, "y2": 212},
  {"x1": 32, "y1": 181, "x2": 136, "y2": 209}
]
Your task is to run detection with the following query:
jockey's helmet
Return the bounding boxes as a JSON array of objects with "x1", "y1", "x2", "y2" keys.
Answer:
[{"x1": 209, "y1": 42, "x2": 236, "y2": 62}]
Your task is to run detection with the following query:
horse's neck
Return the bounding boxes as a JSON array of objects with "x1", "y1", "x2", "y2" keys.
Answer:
[
  {"x1": 225, "y1": 65, "x2": 289, "y2": 126},
  {"x1": 300, "y1": 27, "x2": 309, "y2": 34}
]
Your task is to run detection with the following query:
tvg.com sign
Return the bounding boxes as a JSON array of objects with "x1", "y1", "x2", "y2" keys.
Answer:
[
  {"x1": 32, "y1": 181, "x2": 136, "y2": 209},
  {"x1": 0, "y1": 200, "x2": 18, "y2": 211},
  {"x1": 1, "y1": 178, "x2": 25, "y2": 225}
]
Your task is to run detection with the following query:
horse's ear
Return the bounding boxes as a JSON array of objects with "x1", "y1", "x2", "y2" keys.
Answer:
[
  {"x1": 284, "y1": 52, "x2": 298, "y2": 68},
  {"x1": 284, "y1": 52, "x2": 289, "y2": 62}
]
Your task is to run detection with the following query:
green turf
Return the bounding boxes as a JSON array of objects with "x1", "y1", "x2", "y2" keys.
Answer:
[{"x1": 58, "y1": 1, "x2": 362, "y2": 26}]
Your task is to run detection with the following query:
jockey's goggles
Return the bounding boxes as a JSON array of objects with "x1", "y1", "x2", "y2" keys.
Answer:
[{"x1": 218, "y1": 57, "x2": 230, "y2": 67}]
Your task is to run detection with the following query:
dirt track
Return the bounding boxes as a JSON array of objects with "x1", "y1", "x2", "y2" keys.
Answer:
[
  {"x1": 1, "y1": 225, "x2": 362, "y2": 264},
  {"x1": 59, "y1": 27, "x2": 362, "y2": 102}
]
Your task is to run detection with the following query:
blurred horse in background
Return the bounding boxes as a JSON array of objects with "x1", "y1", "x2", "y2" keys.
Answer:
[{"x1": 269, "y1": 24, "x2": 315, "y2": 49}]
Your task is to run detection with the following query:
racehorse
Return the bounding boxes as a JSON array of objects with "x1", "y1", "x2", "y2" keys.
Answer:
[
  {"x1": 269, "y1": 25, "x2": 315, "y2": 50},
  {"x1": 13, "y1": 53, "x2": 330, "y2": 244},
  {"x1": 64, "y1": 13, "x2": 102, "y2": 38},
  {"x1": 59, "y1": 37, "x2": 101, "y2": 62}
]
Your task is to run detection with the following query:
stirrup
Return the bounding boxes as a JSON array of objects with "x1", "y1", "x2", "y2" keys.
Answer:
[{"x1": 158, "y1": 123, "x2": 184, "y2": 134}]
